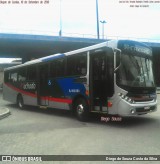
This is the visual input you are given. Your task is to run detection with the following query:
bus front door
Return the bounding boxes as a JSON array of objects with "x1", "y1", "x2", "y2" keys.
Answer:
[
  {"x1": 90, "y1": 48, "x2": 114, "y2": 112},
  {"x1": 37, "y1": 65, "x2": 49, "y2": 106}
]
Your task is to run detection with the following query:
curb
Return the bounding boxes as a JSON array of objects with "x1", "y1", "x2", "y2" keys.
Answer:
[{"x1": 0, "y1": 108, "x2": 11, "y2": 120}]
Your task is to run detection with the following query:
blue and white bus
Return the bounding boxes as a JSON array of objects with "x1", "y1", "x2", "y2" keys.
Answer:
[{"x1": 3, "y1": 40, "x2": 157, "y2": 121}]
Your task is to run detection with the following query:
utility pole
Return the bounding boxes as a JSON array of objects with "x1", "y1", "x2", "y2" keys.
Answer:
[
  {"x1": 59, "y1": 0, "x2": 62, "y2": 36},
  {"x1": 96, "y1": 0, "x2": 100, "y2": 39}
]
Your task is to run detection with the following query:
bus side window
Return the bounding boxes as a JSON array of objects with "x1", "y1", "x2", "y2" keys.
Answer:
[
  {"x1": 27, "y1": 66, "x2": 36, "y2": 81},
  {"x1": 4, "y1": 72, "x2": 10, "y2": 83},
  {"x1": 67, "y1": 53, "x2": 87, "y2": 76},
  {"x1": 50, "y1": 61, "x2": 57, "y2": 78},
  {"x1": 18, "y1": 68, "x2": 26, "y2": 82},
  {"x1": 50, "y1": 58, "x2": 65, "y2": 78},
  {"x1": 10, "y1": 71, "x2": 18, "y2": 83},
  {"x1": 56, "y1": 58, "x2": 65, "y2": 77}
]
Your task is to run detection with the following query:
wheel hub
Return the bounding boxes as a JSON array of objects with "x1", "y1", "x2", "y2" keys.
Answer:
[{"x1": 77, "y1": 104, "x2": 84, "y2": 114}]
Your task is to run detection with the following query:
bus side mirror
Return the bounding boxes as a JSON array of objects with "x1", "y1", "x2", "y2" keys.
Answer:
[{"x1": 114, "y1": 49, "x2": 122, "y2": 73}]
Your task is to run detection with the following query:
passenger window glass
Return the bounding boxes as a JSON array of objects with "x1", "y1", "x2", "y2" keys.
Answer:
[
  {"x1": 4, "y1": 72, "x2": 10, "y2": 83},
  {"x1": 56, "y1": 58, "x2": 65, "y2": 77},
  {"x1": 18, "y1": 68, "x2": 26, "y2": 82},
  {"x1": 50, "y1": 61, "x2": 56, "y2": 78},
  {"x1": 67, "y1": 53, "x2": 87, "y2": 76},
  {"x1": 10, "y1": 71, "x2": 18, "y2": 82},
  {"x1": 50, "y1": 58, "x2": 65, "y2": 78},
  {"x1": 27, "y1": 66, "x2": 36, "y2": 80}
]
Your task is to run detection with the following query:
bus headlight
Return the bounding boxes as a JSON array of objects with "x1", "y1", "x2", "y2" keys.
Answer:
[
  {"x1": 131, "y1": 109, "x2": 135, "y2": 114},
  {"x1": 118, "y1": 93, "x2": 135, "y2": 104},
  {"x1": 125, "y1": 96, "x2": 129, "y2": 101},
  {"x1": 128, "y1": 98, "x2": 132, "y2": 103}
]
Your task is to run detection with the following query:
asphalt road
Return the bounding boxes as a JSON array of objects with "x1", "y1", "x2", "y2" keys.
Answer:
[{"x1": 0, "y1": 93, "x2": 160, "y2": 164}]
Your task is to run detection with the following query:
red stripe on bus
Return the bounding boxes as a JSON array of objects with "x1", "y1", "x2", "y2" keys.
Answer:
[
  {"x1": 5, "y1": 83, "x2": 72, "y2": 104},
  {"x1": 41, "y1": 96, "x2": 72, "y2": 104},
  {"x1": 5, "y1": 83, "x2": 37, "y2": 98},
  {"x1": 48, "y1": 97, "x2": 72, "y2": 104}
]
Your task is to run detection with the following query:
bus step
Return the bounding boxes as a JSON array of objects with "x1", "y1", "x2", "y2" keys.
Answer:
[{"x1": 39, "y1": 106, "x2": 48, "y2": 109}]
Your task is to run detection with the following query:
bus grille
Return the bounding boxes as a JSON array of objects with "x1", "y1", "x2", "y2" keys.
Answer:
[
  {"x1": 136, "y1": 106, "x2": 156, "y2": 113},
  {"x1": 133, "y1": 98, "x2": 154, "y2": 102}
]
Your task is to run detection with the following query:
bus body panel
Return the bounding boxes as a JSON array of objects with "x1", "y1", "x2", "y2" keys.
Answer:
[
  {"x1": 2, "y1": 40, "x2": 157, "y2": 119},
  {"x1": 117, "y1": 99, "x2": 157, "y2": 116},
  {"x1": 3, "y1": 82, "x2": 37, "y2": 106},
  {"x1": 24, "y1": 95, "x2": 37, "y2": 106},
  {"x1": 3, "y1": 76, "x2": 88, "y2": 110},
  {"x1": 107, "y1": 84, "x2": 157, "y2": 115},
  {"x1": 47, "y1": 77, "x2": 88, "y2": 110}
]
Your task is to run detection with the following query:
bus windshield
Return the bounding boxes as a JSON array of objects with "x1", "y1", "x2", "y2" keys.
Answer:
[{"x1": 116, "y1": 53, "x2": 155, "y2": 88}]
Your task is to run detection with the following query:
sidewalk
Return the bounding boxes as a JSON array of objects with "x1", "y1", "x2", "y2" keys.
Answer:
[{"x1": 0, "y1": 107, "x2": 10, "y2": 120}]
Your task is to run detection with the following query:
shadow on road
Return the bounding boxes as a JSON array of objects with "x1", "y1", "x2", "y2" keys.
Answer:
[
  {"x1": 6, "y1": 103, "x2": 158, "y2": 129},
  {"x1": 6, "y1": 103, "x2": 74, "y2": 118}
]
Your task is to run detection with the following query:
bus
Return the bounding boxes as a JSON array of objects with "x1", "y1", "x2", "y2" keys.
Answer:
[{"x1": 3, "y1": 40, "x2": 157, "y2": 121}]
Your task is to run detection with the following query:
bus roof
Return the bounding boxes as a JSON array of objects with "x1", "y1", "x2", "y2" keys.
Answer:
[
  {"x1": 4, "y1": 40, "x2": 151, "y2": 71},
  {"x1": 4, "y1": 41, "x2": 110, "y2": 71},
  {"x1": 4, "y1": 53, "x2": 64, "y2": 71}
]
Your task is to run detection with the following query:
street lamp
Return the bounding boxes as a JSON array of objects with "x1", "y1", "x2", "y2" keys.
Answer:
[
  {"x1": 100, "y1": 20, "x2": 107, "y2": 39},
  {"x1": 96, "y1": 0, "x2": 100, "y2": 39}
]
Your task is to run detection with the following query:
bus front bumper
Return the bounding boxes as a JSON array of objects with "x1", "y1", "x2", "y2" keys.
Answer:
[{"x1": 117, "y1": 99, "x2": 157, "y2": 116}]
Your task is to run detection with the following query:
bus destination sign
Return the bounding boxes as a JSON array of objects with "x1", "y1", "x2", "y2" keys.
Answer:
[{"x1": 123, "y1": 44, "x2": 152, "y2": 56}]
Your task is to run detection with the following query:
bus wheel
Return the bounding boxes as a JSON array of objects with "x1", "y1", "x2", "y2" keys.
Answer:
[
  {"x1": 17, "y1": 95, "x2": 24, "y2": 109},
  {"x1": 74, "y1": 98, "x2": 89, "y2": 121}
]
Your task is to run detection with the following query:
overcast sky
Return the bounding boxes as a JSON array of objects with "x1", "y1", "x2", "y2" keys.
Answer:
[
  {"x1": 0, "y1": 0, "x2": 160, "y2": 62},
  {"x1": 0, "y1": 0, "x2": 160, "y2": 39}
]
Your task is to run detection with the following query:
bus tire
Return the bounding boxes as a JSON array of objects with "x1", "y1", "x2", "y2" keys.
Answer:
[
  {"x1": 17, "y1": 95, "x2": 24, "y2": 109},
  {"x1": 74, "y1": 98, "x2": 89, "y2": 121}
]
